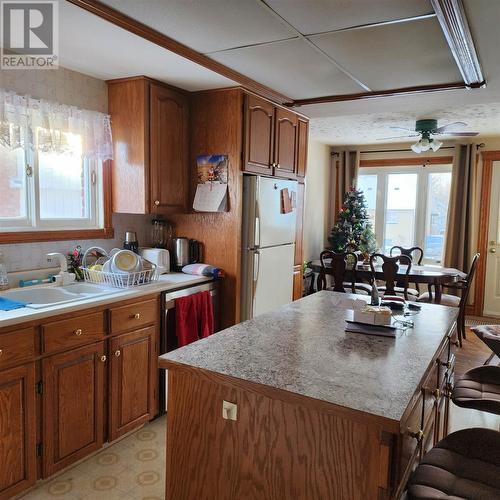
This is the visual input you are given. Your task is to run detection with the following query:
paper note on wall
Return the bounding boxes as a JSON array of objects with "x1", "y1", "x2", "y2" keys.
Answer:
[
  {"x1": 193, "y1": 182, "x2": 228, "y2": 212},
  {"x1": 280, "y1": 188, "x2": 292, "y2": 214}
]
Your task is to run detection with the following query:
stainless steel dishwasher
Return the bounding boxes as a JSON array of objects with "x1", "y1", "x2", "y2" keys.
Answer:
[{"x1": 159, "y1": 280, "x2": 220, "y2": 414}]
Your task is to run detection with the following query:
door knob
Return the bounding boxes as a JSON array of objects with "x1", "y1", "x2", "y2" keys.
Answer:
[
  {"x1": 490, "y1": 248, "x2": 497, "y2": 253},
  {"x1": 100, "y1": 355, "x2": 107, "y2": 362},
  {"x1": 154, "y1": 200, "x2": 160, "y2": 206},
  {"x1": 114, "y1": 350, "x2": 121, "y2": 357}
]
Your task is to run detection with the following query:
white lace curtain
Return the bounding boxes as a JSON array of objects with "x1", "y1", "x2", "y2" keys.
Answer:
[{"x1": 0, "y1": 88, "x2": 113, "y2": 160}]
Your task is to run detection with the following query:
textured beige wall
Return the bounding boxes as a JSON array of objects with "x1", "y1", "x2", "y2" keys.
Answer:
[{"x1": 303, "y1": 140, "x2": 332, "y2": 262}]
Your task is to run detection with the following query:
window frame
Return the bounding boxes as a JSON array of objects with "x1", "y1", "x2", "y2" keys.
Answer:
[
  {"x1": 358, "y1": 162, "x2": 452, "y2": 265},
  {"x1": 0, "y1": 145, "x2": 113, "y2": 243}
]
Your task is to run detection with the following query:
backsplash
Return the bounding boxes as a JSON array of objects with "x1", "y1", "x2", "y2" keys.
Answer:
[{"x1": 0, "y1": 214, "x2": 152, "y2": 272}]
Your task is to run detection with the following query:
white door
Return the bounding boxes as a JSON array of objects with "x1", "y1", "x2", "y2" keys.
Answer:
[
  {"x1": 258, "y1": 177, "x2": 297, "y2": 247},
  {"x1": 484, "y1": 161, "x2": 500, "y2": 316},
  {"x1": 253, "y1": 244, "x2": 295, "y2": 318}
]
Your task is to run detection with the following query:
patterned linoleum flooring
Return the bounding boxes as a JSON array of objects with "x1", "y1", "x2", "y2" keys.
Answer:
[{"x1": 21, "y1": 416, "x2": 166, "y2": 500}]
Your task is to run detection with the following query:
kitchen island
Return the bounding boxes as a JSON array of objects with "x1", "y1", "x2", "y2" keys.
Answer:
[{"x1": 159, "y1": 291, "x2": 459, "y2": 499}]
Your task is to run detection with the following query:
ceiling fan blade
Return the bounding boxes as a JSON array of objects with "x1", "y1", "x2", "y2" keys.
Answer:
[
  {"x1": 437, "y1": 131, "x2": 479, "y2": 136},
  {"x1": 434, "y1": 121, "x2": 467, "y2": 133},
  {"x1": 376, "y1": 134, "x2": 420, "y2": 141},
  {"x1": 389, "y1": 126, "x2": 416, "y2": 132}
]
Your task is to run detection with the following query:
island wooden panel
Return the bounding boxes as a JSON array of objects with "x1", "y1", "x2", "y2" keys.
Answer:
[{"x1": 166, "y1": 369, "x2": 385, "y2": 500}]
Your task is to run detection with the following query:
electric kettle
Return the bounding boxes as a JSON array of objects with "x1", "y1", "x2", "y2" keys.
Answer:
[{"x1": 171, "y1": 237, "x2": 202, "y2": 271}]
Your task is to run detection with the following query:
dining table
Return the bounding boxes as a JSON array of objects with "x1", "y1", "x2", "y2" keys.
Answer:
[{"x1": 308, "y1": 259, "x2": 467, "y2": 303}]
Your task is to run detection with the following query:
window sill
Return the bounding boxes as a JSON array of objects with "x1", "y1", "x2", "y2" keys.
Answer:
[{"x1": 0, "y1": 227, "x2": 114, "y2": 244}]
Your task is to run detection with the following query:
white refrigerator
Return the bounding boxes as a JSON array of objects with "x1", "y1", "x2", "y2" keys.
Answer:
[{"x1": 241, "y1": 175, "x2": 297, "y2": 320}]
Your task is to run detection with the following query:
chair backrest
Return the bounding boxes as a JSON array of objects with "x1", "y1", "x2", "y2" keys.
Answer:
[
  {"x1": 319, "y1": 250, "x2": 357, "y2": 292},
  {"x1": 460, "y1": 253, "x2": 480, "y2": 307},
  {"x1": 370, "y1": 253, "x2": 412, "y2": 296},
  {"x1": 390, "y1": 245, "x2": 424, "y2": 265}
]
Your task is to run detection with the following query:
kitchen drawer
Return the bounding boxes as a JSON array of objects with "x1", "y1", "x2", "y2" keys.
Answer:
[
  {"x1": 110, "y1": 298, "x2": 158, "y2": 335},
  {"x1": 42, "y1": 312, "x2": 105, "y2": 354},
  {"x1": 400, "y1": 392, "x2": 424, "y2": 480},
  {"x1": 0, "y1": 327, "x2": 36, "y2": 370}
]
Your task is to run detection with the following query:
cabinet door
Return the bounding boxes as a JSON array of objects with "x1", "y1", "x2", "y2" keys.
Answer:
[
  {"x1": 150, "y1": 83, "x2": 189, "y2": 214},
  {"x1": 42, "y1": 342, "x2": 105, "y2": 477},
  {"x1": 274, "y1": 108, "x2": 298, "y2": 178},
  {"x1": 109, "y1": 326, "x2": 157, "y2": 441},
  {"x1": 0, "y1": 364, "x2": 36, "y2": 498},
  {"x1": 297, "y1": 118, "x2": 309, "y2": 178},
  {"x1": 293, "y1": 265, "x2": 302, "y2": 301},
  {"x1": 244, "y1": 95, "x2": 275, "y2": 175}
]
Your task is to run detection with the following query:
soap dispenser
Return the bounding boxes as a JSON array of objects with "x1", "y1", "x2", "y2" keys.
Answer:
[{"x1": 0, "y1": 251, "x2": 8, "y2": 290}]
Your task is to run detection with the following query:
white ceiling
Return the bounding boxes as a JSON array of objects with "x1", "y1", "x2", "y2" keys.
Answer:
[
  {"x1": 57, "y1": 1, "x2": 236, "y2": 91},
  {"x1": 52, "y1": 0, "x2": 500, "y2": 145}
]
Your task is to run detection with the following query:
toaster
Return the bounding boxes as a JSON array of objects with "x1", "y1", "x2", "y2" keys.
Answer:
[{"x1": 140, "y1": 248, "x2": 170, "y2": 274}]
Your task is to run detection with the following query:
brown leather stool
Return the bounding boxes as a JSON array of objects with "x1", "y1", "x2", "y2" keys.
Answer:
[
  {"x1": 471, "y1": 324, "x2": 500, "y2": 365},
  {"x1": 407, "y1": 428, "x2": 500, "y2": 499},
  {"x1": 451, "y1": 365, "x2": 500, "y2": 415}
]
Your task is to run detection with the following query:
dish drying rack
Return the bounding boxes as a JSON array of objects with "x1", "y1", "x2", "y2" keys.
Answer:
[{"x1": 79, "y1": 247, "x2": 158, "y2": 289}]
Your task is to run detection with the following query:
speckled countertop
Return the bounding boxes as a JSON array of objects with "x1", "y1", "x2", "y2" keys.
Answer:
[{"x1": 160, "y1": 291, "x2": 458, "y2": 422}]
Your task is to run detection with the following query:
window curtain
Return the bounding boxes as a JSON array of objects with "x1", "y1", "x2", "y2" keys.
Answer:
[
  {"x1": 332, "y1": 150, "x2": 360, "y2": 220},
  {"x1": 0, "y1": 88, "x2": 113, "y2": 160},
  {"x1": 443, "y1": 144, "x2": 481, "y2": 272}
]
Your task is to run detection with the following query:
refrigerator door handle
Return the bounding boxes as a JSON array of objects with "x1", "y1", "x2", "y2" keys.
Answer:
[
  {"x1": 255, "y1": 216, "x2": 260, "y2": 248},
  {"x1": 253, "y1": 250, "x2": 260, "y2": 284}
]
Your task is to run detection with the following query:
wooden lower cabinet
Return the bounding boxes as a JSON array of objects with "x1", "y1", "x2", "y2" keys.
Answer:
[
  {"x1": 42, "y1": 342, "x2": 105, "y2": 477},
  {"x1": 109, "y1": 326, "x2": 158, "y2": 441},
  {"x1": 293, "y1": 265, "x2": 302, "y2": 301},
  {"x1": 0, "y1": 363, "x2": 36, "y2": 500}
]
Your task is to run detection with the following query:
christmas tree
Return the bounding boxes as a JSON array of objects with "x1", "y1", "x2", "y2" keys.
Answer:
[{"x1": 328, "y1": 187, "x2": 377, "y2": 255}]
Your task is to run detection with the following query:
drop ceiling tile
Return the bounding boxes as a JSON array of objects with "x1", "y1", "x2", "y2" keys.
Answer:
[
  {"x1": 310, "y1": 18, "x2": 461, "y2": 90},
  {"x1": 209, "y1": 38, "x2": 364, "y2": 99},
  {"x1": 58, "y1": 2, "x2": 236, "y2": 92},
  {"x1": 266, "y1": 0, "x2": 433, "y2": 35},
  {"x1": 99, "y1": 0, "x2": 295, "y2": 53}
]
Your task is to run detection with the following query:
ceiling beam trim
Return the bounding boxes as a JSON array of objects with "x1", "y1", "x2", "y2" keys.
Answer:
[
  {"x1": 430, "y1": 0, "x2": 485, "y2": 87},
  {"x1": 290, "y1": 81, "x2": 476, "y2": 107},
  {"x1": 257, "y1": 0, "x2": 372, "y2": 92},
  {"x1": 65, "y1": 0, "x2": 293, "y2": 105}
]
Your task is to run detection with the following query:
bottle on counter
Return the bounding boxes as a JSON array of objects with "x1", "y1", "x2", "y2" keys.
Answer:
[
  {"x1": 0, "y1": 252, "x2": 8, "y2": 290},
  {"x1": 123, "y1": 231, "x2": 139, "y2": 254},
  {"x1": 181, "y1": 263, "x2": 225, "y2": 279},
  {"x1": 370, "y1": 277, "x2": 380, "y2": 306}
]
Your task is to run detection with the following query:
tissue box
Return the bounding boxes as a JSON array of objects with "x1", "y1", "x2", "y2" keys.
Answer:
[{"x1": 353, "y1": 305, "x2": 392, "y2": 326}]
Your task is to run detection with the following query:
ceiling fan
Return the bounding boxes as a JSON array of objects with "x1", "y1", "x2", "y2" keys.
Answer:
[{"x1": 379, "y1": 119, "x2": 479, "y2": 153}]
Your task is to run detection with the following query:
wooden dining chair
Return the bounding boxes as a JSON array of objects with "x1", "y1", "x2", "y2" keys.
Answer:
[
  {"x1": 389, "y1": 245, "x2": 424, "y2": 265},
  {"x1": 318, "y1": 250, "x2": 371, "y2": 294},
  {"x1": 369, "y1": 253, "x2": 413, "y2": 300},
  {"x1": 390, "y1": 246, "x2": 423, "y2": 297},
  {"x1": 417, "y1": 253, "x2": 480, "y2": 347}
]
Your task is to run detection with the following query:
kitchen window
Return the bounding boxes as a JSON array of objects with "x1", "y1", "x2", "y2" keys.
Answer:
[
  {"x1": 0, "y1": 89, "x2": 113, "y2": 242},
  {"x1": 358, "y1": 164, "x2": 452, "y2": 264}
]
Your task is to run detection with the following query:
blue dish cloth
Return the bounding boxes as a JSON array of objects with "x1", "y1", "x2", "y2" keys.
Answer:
[{"x1": 0, "y1": 297, "x2": 27, "y2": 311}]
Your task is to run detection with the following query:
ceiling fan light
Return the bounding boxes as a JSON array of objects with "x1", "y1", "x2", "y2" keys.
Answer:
[
  {"x1": 430, "y1": 139, "x2": 443, "y2": 152},
  {"x1": 420, "y1": 138, "x2": 431, "y2": 151},
  {"x1": 411, "y1": 141, "x2": 422, "y2": 153}
]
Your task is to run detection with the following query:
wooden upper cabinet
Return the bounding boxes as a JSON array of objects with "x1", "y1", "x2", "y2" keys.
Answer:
[
  {"x1": 42, "y1": 342, "x2": 105, "y2": 477},
  {"x1": 244, "y1": 94, "x2": 274, "y2": 176},
  {"x1": 150, "y1": 84, "x2": 189, "y2": 213},
  {"x1": 0, "y1": 363, "x2": 36, "y2": 499},
  {"x1": 108, "y1": 77, "x2": 189, "y2": 215},
  {"x1": 109, "y1": 326, "x2": 157, "y2": 441},
  {"x1": 297, "y1": 118, "x2": 309, "y2": 178},
  {"x1": 274, "y1": 108, "x2": 298, "y2": 178},
  {"x1": 243, "y1": 93, "x2": 308, "y2": 180}
]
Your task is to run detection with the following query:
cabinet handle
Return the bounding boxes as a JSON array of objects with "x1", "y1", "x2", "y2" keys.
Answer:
[
  {"x1": 132, "y1": 313, "x2": 141, "y2": 320},
  {"x1": 74, "y1": 329, "x2": 83, "y2": 336},
  {"x1": 440, "y1": 359, "x2": 452, "y2": 370},
  {"x1": 115, "y1": 350, "x2": 121, "y2": 357},
  {"x1": 276, "y1": 163, "x2": 281, "y2": 169},
  {"x1": 271, "y1": 162, "x2": 276, "y2": 168},
  {"x1": 154, "y1": 200, "x2": 160, "y2": 206},
  {"x1": 409, "y1": 429, "x2": 424, "y2": 442},
  {"x1": 432, "y1": 388, "x2": 440, "y2": 399},
  {"x1": 0, "y1": 349, "x2": 3, "y2": 356},
  {"x1": 100, "y1": 355, "x2": 107, "y2": 362}
]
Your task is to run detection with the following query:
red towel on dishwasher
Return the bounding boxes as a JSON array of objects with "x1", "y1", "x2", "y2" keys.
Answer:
[{"x1": 175, "y1": 291, "x2": 214, "y2": 347}]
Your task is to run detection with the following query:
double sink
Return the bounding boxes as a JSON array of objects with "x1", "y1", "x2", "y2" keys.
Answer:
[{"x1": 1, "y1": 282, "x2": 121, "y2": 309}]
